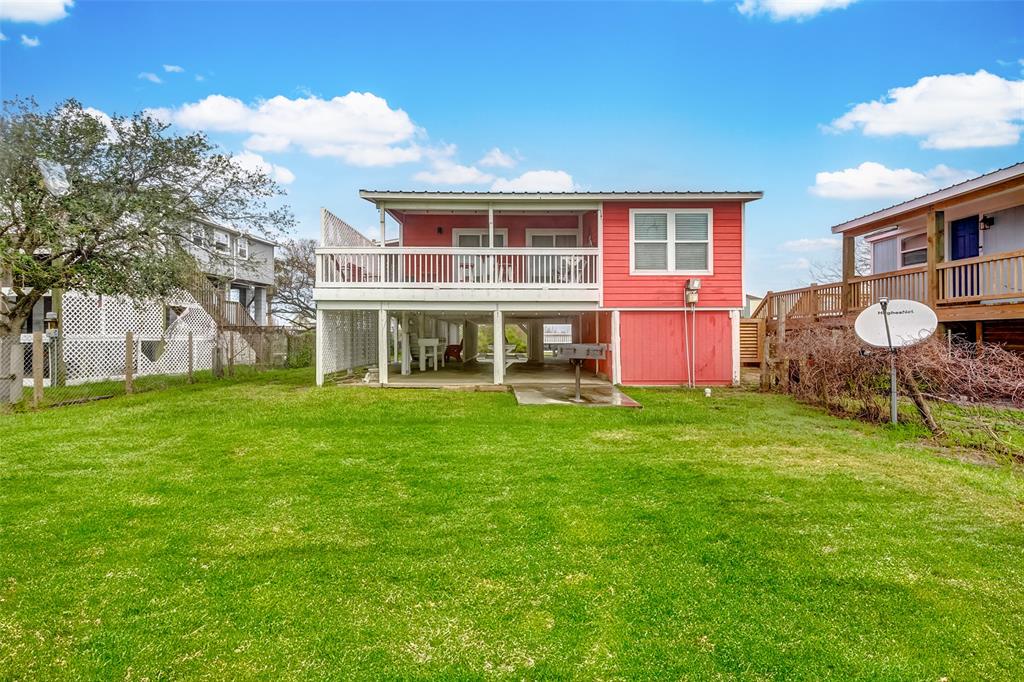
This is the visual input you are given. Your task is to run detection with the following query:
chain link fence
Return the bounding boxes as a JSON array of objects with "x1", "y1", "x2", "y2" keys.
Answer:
[{"x1": 1, "y1": 291, "x2": 315, "y2": 413}]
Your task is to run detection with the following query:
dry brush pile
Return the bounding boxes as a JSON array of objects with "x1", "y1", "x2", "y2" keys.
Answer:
[{"x1": 771, "y1": 327, "x2": 1024, "y2": 457}]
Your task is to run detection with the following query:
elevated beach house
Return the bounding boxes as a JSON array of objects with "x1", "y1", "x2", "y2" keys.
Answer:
[{"x1": 314, "y1": 189, "x2": 763, "y2": 387}]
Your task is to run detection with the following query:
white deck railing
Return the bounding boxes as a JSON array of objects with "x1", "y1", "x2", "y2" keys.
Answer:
[{"x1": 316, "y1": 247, "x2": 600, "y2": 289}]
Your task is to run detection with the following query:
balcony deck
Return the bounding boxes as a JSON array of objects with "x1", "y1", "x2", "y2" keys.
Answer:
[
  {"x1": 752, "y1": 248, "x2": 1024, "y2": 326},
  {"x1": 314, "y1": 247, "x2": 601, "y2": 303}
]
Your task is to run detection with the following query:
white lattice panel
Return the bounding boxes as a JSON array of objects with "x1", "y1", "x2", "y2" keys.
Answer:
[
  {"x1": 320, "y1": 309, "x2": 378, "y2": 375},
  {"x1": 59, "y1": 291, "x2": 218, "y2": 384}
]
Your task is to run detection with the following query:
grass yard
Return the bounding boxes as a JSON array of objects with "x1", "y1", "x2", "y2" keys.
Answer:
[{"x1": 2, "y1": 370, "x2": 1023, "y2": 679}]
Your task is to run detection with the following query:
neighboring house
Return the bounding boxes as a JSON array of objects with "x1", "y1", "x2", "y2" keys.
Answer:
[
  {"x1": 14, "y1": 219, "x2": 277, "y2": 386},
  {"x1": 754, "y1": 162, "x2": 1024, "y2": 350},
  {"x1": 186, "y1": 218, "x2": 277, "y2": 326},
  {"x1": 743, "y1": 293, "x2": 763, "y2": 318},
  {"x1": 314, "y1": 190, "x2": 763, "y2": 387}
]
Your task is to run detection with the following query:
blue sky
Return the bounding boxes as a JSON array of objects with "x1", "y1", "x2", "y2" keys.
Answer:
[{"x1": 3, "y1": 0, "x2": 1023, "y2": 295}]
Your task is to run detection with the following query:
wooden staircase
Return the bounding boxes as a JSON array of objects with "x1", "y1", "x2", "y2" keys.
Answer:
[{"x1": 183, "y1": 268, "x2": 274, "y2": 363}]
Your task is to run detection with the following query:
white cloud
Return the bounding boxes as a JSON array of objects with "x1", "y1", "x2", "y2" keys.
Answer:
[
  {"x1": 780, "y1": 237, "x2": 841, "y2": 253},
  {"x1": 780, "y1": 257, "x2": 812, "y2": 271},
  {"x1": 414, "y1": 158, "x2": 494, "y2": 185},
  {"x1": 810, "y1": 162, "x2": 975, "y2": 200},
  {"x1": 195, "y1": 74, "x2": 205, "y2": 82},
  {"x1": 828, "y1": 70, "x2": 1024, "y2": 149},
  {"x1": 138, "y1": 72, "x2": 163, "y2": 84},
  {"x1": 82, "y1": 107, "x2": 118, "y2": 141},
  {"x1": 0, "y1": 32, "x2": 7, "y2": 41},
  {"x1": 478, "y1": 147, "x2": 518, "y2": 169},
  {"x1": 1, "y1": 0, "x2": 73, "y2": 23},
  {"x1": 20, "y1": 34, "x2": 40, "y2": 47},
  {"x1": 164, "y1": 92, "x2": 422, "y2": 167},
  {"x1": 232, "y1": 151, "x2": 295, "y2": 185},
  {"x1": 737, "y1": 0, "x2": 857, "y2": 21},
  {"x1": 491, "y1": 170, "x2": 576, "y2": 192},
  {"x1": 163, "y1": 64, "x2": 184, "y2": 73}
]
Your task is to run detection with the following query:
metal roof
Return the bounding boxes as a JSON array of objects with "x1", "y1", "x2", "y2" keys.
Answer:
[
  {"x1": 360, "y1": 189, "x2": 763, "y2": 203},
  {"x1": 830, "y1": 161, "x2": 1024, "y2": 234}
]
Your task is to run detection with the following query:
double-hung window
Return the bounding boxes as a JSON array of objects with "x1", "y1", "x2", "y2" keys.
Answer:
[
  {"x1": 236, "y1": 237, "x2": 249, "y2": 260},
  {"x1": 630, "y1": 209, "x2": 712, "y2": 274},
  {"x1": 899, "y1": 233, "x2": 926, "y2": 267}
]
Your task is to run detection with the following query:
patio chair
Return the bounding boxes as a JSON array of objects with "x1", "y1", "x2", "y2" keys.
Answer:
[{"x1": 444, "y1": 340, "x2": 463, "y2": 363}]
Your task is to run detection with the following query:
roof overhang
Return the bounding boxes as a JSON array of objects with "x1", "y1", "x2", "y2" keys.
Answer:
[
  {"x1": 360, "y1": 189, "x2": 763, "y2": 212},
  {"x1": 831, "y1": 162, "x2": 1024, "y2": 236}
]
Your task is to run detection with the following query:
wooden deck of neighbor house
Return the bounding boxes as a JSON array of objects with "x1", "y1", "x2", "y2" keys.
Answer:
[{"x1": 751, "y1": 248, "x2": 1024, "y2": 332}]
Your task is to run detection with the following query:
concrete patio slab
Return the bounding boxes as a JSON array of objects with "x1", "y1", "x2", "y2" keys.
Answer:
[{"x1": 512, "y1": 384, "x2": 641, "y2": 408}]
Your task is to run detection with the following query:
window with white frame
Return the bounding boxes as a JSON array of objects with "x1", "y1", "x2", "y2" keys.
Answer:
[
  {"x1": 213, "y1": 230, "x2": 230, "y2": 253},
  {"x1": 527, "y1": 230, "x2": 579, "y2": 248},
  {"x1": 236, "y1": 236, "x2": 249, "y2": 259},
  {"x1": 452, "y1": 229, "x2": 507, "y2": 247},
  {"x1": 190, "y1": 223, "x2": 206, "y2": 247},
  {"x1": 631, "y1": 210, "x2": 712, "y2": 274},
  {"x1": 900, "y1": 233, "x2": 926, "y2": 267}
]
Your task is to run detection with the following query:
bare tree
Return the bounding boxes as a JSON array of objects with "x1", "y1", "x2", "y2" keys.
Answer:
[
  {"x1": 807, "y1": 239, "x2": 871, "y2": 284},
  {"x1": 273, "y1": 238, "x2": 316, "y2": 330}
]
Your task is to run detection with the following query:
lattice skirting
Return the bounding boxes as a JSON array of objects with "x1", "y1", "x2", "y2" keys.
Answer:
[{"x1": 320, "y1": 310, "x2": 379, "y2": 376}]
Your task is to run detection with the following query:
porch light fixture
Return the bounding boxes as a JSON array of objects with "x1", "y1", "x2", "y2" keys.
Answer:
[
  {"x1": 436, "y1": 226, "x2": 444, "y2": 234},
  {"x1": 686, "y1": 278, "x2": 702, "y2": 291},
  {"x1": 980, "y1": 215, "x2": 995, "y2": 230}
]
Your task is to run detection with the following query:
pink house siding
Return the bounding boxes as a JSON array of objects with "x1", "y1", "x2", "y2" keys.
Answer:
[
  {"x1": 401, "y1": 213, "x2": 582, "y2": 247},
  {"x1": 601, "y1": 201, "x2": 743, "y2": 308},
  {"x1": 619, "y1": 310, "x2": 732, "y2": 385}
]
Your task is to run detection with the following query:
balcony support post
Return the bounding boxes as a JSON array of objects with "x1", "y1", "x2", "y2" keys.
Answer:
[
  {"x1": 492, "y1": 309, "x2": 504, "y2": 385},
  {"x1": 378, "y1": 205, "x2": 386, "y2": 246},
  {"x1": 841, "y1": 234, "x2": 856, "y2": 314},
  {"x1": 488, "y1": 204, "x2": 495, "y2": 283},
  {"x1": 926, "y1": 209, "x2": 944, "y2": 309},
  {"x1": 377, "y1": 307, "x2": 389, "y2": 385}
]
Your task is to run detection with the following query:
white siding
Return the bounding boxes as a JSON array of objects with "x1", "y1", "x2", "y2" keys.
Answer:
[
  {"x1": 983, "y1": 205, "x2": 1024, "y2": 256},
  {"x1": 872, "y1": 237, "x2": 898, "y2": 274}
]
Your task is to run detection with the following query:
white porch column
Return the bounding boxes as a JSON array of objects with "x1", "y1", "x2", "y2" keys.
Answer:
[
  {"x1": 377, "y1": 309, "x2": 389, "y2": 385},
  {"x1": 527, "y1": 320, "x2": 544, "y2": 364},
  {"x1": 492, "y1": 309, "x2": 504, "y2": 384},
  {"x1": 730, "y1": 310, "x2": 741, "y2": 387},
  {"x1": 401, "y1": 312, "x2": 411, "y2": 375},
  {"x1": 487, "y1": 204, "x2": 495, "y2": 248},
  {"x1": 378, "y1": 205, "x2": 386, "y2": 245},
  {"x1": 611, "y1": 310, "x2": 621, "y2": 385},
  {"x1": 596, "y1": 206, "x2": 604, "y2": 307},
  {"x1": 315, "y1": 308, "x2": 325, "y2": 386}
]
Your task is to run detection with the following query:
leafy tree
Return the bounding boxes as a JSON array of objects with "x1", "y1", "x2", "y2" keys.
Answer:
[
  {"x1": 0, "y1": 98, "x2": 293, "y2": 396},
  {"x1": 273, "y1": 238, "x2": 316, "y2": 331}
]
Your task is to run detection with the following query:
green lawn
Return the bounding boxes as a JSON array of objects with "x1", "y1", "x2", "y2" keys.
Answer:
[{"x1": 2, "y1": 370, "x2": 1023, "y2": 679}]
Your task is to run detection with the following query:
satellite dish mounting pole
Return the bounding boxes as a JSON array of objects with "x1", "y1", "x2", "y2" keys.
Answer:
[{"x1": 879, "y1": 297, "x2": 898, "y2": 425}]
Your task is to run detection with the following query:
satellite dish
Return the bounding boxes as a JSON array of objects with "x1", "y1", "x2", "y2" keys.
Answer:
[{"x1": 854, "y1": 298, "x2": 937, "y2": 349}]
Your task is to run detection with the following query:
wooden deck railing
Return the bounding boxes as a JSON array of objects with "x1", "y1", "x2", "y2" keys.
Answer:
[
  {"x1": 754, "y1": 250, "x2": 1024, "y2": 324},
  {"x1": 848, "y1": 266, "x2": 928, "y2": 310},
  {"x1": 937, "y1": 248, "x2": 1024, "y2": 305}
]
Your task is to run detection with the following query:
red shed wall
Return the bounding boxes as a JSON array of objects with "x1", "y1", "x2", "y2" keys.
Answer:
[
  {"x1": 619, "y1": 310, "x2": 733, "y2": 385},
  {"x1": 601, "y1": 201, "x2": 743, "y2": 308}
]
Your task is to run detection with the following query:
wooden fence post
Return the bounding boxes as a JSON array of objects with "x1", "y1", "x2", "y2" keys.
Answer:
[
  {"x1": 227, "y1": 333, "x2": 235, "y2": 378},
  {"x1": 32, "y1": 331, "x2": 44, "y2": 408},
  {"x1": 187, "y1": 331, "x2": 194, "y2": 383},
  {"x1": 125, "y1": 331, "x2": 134, "y2": 394},
  {"x1": 759, "y1": 333, "x2": 772, "y2": 390},
  {"x1": 778, "y1": 313, "x2": 789, "y2": 392}
]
